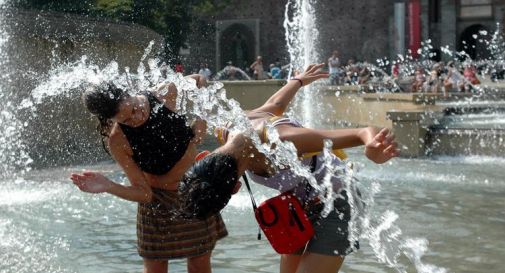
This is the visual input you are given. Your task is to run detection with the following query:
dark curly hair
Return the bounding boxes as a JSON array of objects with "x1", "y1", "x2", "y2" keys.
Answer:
[
  {"x1": 179, "y1": 153, "x2": 238, "y2": 219},
  {"x1": 82, "y1": 83, "x2": 130, "y2": 152}
]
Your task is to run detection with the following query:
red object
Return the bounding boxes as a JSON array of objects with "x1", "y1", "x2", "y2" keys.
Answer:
[
  {"x1": 175, "y1": 64, "x2": 184, "y2": 73},
  {"x1": 195, "y1": 150, "x2": 210, "y2": 161},
  {"x1": 255, "y1": 192, "x2": 314, "y2": 254},
  {"x1": 408, "y1": 0, "x2": 421, "y2": 58},
  {"x1": 392, "y1": 63, "x2": 400, "y2": 78}
]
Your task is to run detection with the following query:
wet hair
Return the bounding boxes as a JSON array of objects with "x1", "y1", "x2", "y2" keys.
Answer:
[
  {"x1": 179, "y1": 153, "x2": 238, "y2": 219},
  {"x1": 82, "y1": 83, "x2": 130, "y2": 152}
]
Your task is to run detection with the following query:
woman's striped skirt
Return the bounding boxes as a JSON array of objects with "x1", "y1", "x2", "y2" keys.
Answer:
[{"x1": 137, "y1": 188, "x2": 228, "y2": 260}]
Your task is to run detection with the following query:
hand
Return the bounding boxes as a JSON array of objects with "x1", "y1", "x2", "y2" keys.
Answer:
[
  {"x1": 364, "y1": 128, "x2": 400, "y2": 164},
  {"x1": 70, "y1": 171, "x2": 113, "y2": 193},
  {"x1": 191, "y1": 118, "x2": 207, "y2": 145},
  {"x1": 294, "y1": 63, "x2": 329, "y2": 86}
]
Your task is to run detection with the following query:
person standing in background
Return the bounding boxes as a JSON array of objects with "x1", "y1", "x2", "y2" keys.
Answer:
[
  {"x1": 328, "y1": 50, "x2": 342, "y2": 85},
  {"x1": 250, "y1": 56, "x2": 265, "y2": 80},
  {"x1": 199, "y1": 63, "x2": 212, "y2": 80}
]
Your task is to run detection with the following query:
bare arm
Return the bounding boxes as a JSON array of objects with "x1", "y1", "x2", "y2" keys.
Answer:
[
  {"x1": 276, "y1": 126, "x2": 399, "y2": 164},
  {"x1": 70, "y1": 128, "x2": 153, "y2": 203},
  {"x1": 250, "y1": 61, "x2": 257, "y2": 69},
  {"x1": 144, "y1": 141, "x2": 198, "y2": 188},
  {"x1": 251, "y1": 63, "x2": 329, "y2": 116}
]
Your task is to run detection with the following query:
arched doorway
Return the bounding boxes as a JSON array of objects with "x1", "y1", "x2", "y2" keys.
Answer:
[
  {"x1": 219, "y1": 23, "x2": 255, "y2": 70},
  {"x1": 458, "y1": 24, "x2": 491, "y2": 60}
]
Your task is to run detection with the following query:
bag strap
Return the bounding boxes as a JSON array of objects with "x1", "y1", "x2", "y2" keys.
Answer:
[
  {"x1": 242, "y1": 174, "x2": 262, "y2": 240},
  {"x1": 243, "y1": 154, "x2": 317, "y2": 211},
  {"x1": 242, "y1": 174, "x2": 257, "y2": 210},
  {"x1": 302, "y1": 155, "x2": 318, "y2": 206}
]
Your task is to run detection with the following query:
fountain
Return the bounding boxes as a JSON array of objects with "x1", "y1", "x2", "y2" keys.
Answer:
[{"x1": 284, "y1": 0, "x2": 321, "y2": 127}]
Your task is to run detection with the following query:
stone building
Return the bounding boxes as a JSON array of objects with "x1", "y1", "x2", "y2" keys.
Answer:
[
  {"x1": 185, "y1": 0, "x2": 399, "y2": 73},
  {"x1": 184, "y1": 0, "x2": 505, "y2": 73},
  {"x1": 421, "y1": 0, "x2": 505, "y2": 60}
]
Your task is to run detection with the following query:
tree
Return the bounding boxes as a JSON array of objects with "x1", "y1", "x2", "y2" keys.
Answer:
[{"x1": 10, "y1": 0, "x2": 96, "y2": 15}]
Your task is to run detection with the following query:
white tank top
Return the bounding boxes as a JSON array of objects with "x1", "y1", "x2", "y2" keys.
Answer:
[{"x1": 246, "y1": 153, "x2": 345, "y2": 200}]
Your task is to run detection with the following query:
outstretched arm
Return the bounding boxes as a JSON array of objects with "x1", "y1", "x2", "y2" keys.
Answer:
[
  {"x1": 276, "y1": 125, "x2": 399, "y2": 163},
  {"x1": 251, "y1": 63, "x2": 328, "y2": 116},
  {"x1": 70, "y1": 129, "x2": 153, "y2": 203}
]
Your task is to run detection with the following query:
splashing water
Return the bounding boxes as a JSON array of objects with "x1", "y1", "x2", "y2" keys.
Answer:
[
  {"x1": 490, "y1": 23, "x2": 505, "y2": 61},
  {"x1": 283, "y1": 0, "x2": 320, "y2": 126},
  {"x1": 20, "y1": 41, "x2": 340, "y2": 211},
  {"x1": 0, "y1": 2, "x2": 33, "y2": 177},
  {"x1": 282, "y1": 1, "x2": 449, "y2": 272},
  {"x1": 8, "y1": 4, "x2": 505, "y2": 273}
]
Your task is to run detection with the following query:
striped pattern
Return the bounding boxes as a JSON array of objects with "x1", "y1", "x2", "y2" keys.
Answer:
[{"x1": 137, "y1": 189, "x2": 228, "y2": 260}]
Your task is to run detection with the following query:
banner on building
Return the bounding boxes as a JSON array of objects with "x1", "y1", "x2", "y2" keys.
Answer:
[{"x1": 408, "y1": 0, "x2": 421, "y2": 58}]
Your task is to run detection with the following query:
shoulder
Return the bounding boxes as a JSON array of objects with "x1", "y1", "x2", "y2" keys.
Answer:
[{"x1": 108, "y1": 124, "x2": 133, "y2": 156}]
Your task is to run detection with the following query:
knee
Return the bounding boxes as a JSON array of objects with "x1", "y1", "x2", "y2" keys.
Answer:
[
  {"x1": 143, "y1": 259, "x2": 168, "y2": 273},
  {"x1": 187, "y1": 253, "x2": 212, "y2": 273}
]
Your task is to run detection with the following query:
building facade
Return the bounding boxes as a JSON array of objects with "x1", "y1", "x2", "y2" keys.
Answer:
[
  {"x1": 183, "y1": 0, "x2": 505, "y2": 74},
  {"x1": 420, "y1": 0, "x2": 505, "y2": 60}
]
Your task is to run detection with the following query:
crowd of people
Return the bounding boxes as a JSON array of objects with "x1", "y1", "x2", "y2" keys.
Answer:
[
  {"x1": 181, "y1": 50, "x2": 505, "y2": 97},
  {"x1": 176, "y1": 50, "x2": 498, "y2": 97},
  {"x1": 402, "y1": 61, "x2": 481, "y2": 97}
]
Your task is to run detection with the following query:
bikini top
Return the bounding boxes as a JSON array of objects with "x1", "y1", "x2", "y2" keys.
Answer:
[{"x1": 120, "y1": 92, "x2": 194, "y2": 175}]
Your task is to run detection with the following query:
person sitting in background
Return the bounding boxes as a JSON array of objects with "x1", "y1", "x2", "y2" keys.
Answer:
[
  {"x1": 198, "y1": 63, "x2": 212, "y2": 80},
  {"x1": 344, "y1": 59, "x2": 359, "y2": 85},
  {"x1": 269, "y1": 63, "x2": 281, "y2": 79},
  {"x1": 423, "y1": 63, "x2": 442, "y2": 94},
  {"x1": 175, "y1": 61, "x2": 185, "y2": 74},
  {"x1": 411, "y1": 67, "x2": 426, "y2": 92},
  {"x1": 443, "y1": 61, "x2": 465, "y2": 97},
  {"x1": 463, "y1": 64, "x2": 479, "y2": 84},
  {"x1": 358, "y1": 66, "x2": 371, "y2": 84},
  {"x1": 392, "y1": 62, "x2": 400, "y2": 79}
]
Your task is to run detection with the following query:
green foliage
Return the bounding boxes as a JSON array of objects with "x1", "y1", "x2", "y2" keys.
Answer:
[
  {"x1": 10, "y1": 0, "x2": 96, "y2": 14},
  {"x1": 95, "y1": 0, "x2": 133, "y2": 19},
  {"x1": 193, "y1": 0, "x2": 231, "y2": 15},
  {"x1": 10, "y1": 0, "x2": 230, "y2": 62}
]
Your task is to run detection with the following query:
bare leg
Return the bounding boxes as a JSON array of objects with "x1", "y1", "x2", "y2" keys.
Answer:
[
  {"x1": 143, "y1": 259, "x2": 168, "y2": 273},
  {"x1": 443, "y1": 81, "x2": 451, "y2": 98},
  {"x1": 295, "y1": 253, "x2": 344, "y2": 273},
  {"x1": 187, "y1": 252, "x2": 212, "y2": 273},
  {"x1": 281, "y1": 254, "x2": 303, "y2": 273}
]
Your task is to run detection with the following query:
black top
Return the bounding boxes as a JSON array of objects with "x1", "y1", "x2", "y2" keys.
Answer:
[{"x1": 120, "y1": 92, "x2": 194, "y2": 175}]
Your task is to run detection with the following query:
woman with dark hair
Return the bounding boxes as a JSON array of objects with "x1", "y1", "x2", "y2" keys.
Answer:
[
  {"x1": 179, "y1": 64, "x2": 399, "y2": 273},
  {"x1": 70, "y1": 75, "x2": 227, "y2": 273}
]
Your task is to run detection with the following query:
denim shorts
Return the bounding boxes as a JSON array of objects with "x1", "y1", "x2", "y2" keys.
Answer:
[{"x1": 295, "y1": 190, "x2": 360, "y2": 256}]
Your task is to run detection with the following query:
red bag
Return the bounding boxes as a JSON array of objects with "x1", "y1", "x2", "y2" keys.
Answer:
[
  {"x1": 254, "y1": 191, "x2": 314, "y2": 254},
  {"x1": 242, "y1": 156, "x2": 318, "y2": 254}
]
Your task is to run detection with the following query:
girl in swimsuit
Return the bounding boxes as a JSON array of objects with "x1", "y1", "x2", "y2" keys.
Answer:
[
  {"x1": 70, "y1": 75, "x2": 227, "y2": 273},
  {"x1": 179, "y1": 64, "x2": 399, "y2": 273}
]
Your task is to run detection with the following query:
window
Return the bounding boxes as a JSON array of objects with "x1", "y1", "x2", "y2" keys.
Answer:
[{"x1": 459, "y1": 0, "x2": 493, "y2": 19}]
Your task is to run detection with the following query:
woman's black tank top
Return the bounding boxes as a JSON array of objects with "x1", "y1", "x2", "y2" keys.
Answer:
[{"x1": 119, "y1": 92, "x2": 194, "y2": 175}]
